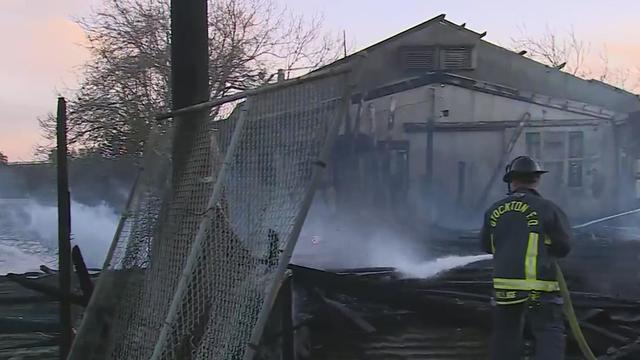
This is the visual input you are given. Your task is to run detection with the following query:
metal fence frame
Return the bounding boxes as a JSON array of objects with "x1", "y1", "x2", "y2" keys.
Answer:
[{"x1": 69, "y1": 65, "x2": 353, "y2": 360}]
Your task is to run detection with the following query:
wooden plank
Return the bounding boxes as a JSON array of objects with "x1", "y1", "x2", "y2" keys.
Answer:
[
  {"x1": 5, "y1": 274, "x2": 87, "y2": 306},
  {"x1": 72, "y1": 246, "x2": 93, "y2": 300}
]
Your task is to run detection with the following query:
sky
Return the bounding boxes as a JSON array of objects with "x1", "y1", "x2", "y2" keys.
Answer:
[{"x1": 1, "y1": 0, "x2": 638, "y2": 161}]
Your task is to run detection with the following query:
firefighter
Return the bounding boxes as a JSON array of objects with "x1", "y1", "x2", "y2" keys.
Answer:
[{"x1": 481, "y1": 156, "x2": 572, "y2": 360}]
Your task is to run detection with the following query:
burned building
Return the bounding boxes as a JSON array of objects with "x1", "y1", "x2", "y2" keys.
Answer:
[{"x1": 314, "y1": 14, "x2": 640, "y2": 228}]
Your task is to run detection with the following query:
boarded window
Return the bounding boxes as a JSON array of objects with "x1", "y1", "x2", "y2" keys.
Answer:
[
  {"x1": 441, "y1": 46, "x2": 473, "y2": 69},
  {"x1": 525, "y1": 132, "x2": 541, "y2": 159},
  {"x1": 569, "y1": 131, "x2": 584, "y2": 158},
  {"x1": 568, "y1": 160, "x2": 583, "y2": 187},
  {"x1": 400, "y1": 46, "x2": 437, "y2": 71}
]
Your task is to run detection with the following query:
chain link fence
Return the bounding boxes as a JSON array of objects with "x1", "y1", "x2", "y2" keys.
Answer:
[{"x1": 69, "y1": 70, "x2": 351, "y2": 360}]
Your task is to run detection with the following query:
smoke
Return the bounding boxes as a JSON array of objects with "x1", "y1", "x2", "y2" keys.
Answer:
[
  {"x1": 0, "y1": 242, "x2": 56, "y2": 275},
  {"x1": 293, "y1": 201, "x2": 489, "y2": 279},
  {"x1": 24, "y1": 200, "x2": 119, "y2": 267},
  {"x1": 393, "y1": 254, "x2": 492, "y2": 279},
  {"x1": 0, "y1": 199, "x2": 119, "y2": 274}
]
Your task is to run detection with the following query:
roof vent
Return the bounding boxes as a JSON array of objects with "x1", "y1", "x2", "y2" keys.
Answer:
[
  {"x1": 400, "y1": 46, "x2": 437, "y2": 71},
  {"x1": 441, "y1": 46, "x2": 473, "y2": 70}
]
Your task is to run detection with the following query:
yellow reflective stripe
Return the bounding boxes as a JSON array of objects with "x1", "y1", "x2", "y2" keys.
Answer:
[
  {"x1": 494, "y1": 278, "x2": 559, "y2": 292},
  {"x1": 525, "y1": 232, "x2": 539, "y2": 280},
  {"x1": 496, "y1": 298, "x2": 529, "y2": 305},
  {"x1": 490, "y1": 233, "x2": 495, "y2": 254}
]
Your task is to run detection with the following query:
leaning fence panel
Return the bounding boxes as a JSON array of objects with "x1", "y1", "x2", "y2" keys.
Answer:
[
  {"x1": 154, "y1": 73, "x2": 348, "y2": 360},
  {"x1": 69, "y1": 70, "x2": 350, "y2": 360}
]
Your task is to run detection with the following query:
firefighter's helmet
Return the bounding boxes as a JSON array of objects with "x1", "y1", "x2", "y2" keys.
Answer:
[{"x1": 503, "y1": 156, "x2": 548, "y2": 183}]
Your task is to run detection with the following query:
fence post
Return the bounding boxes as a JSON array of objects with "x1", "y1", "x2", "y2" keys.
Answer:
[{"x1": 56, "y1": 96, "x2": 73, "y2": 359}]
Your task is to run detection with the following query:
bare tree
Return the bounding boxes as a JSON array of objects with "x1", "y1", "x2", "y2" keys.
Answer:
[
  {"x1": 0, "y1": 150, "x2": 7, "y2": 164},
  {"x1": 511, "y1": 25, "x2": 590, "y2": 77},
  {"x1": 597, "y1": 47, "x2": 640, "y2": 92},
  {"x1": 511, "y1": 25, "x2": 639, "y2": 92},
  {"x1": 38, "y1": 0, "x2": 343, "y2": 158}
]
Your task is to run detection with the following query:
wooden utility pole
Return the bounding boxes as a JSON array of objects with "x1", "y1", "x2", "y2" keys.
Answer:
[
  {"x1": 170, "y1": 0, "x2": 209, "y2": 175},
  {"x1": 343, "y1": 30, "x2": 347, "y2": 58},
  {"x1": 425, "y1": 88, "x2": 436, "y2": 224},
  {"x1": 56, "y1": 96, "x2": 72, "y2": 359}
]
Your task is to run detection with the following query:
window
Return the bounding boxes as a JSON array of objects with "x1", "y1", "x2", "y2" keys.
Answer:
[
  {"x1": 568, "y1": 160, "x2": 583, "y2": 187},
  {"x1": 525, "y1": 132, "x2": 541, "y2": 159},
  {"x1": 543, "y1": 131, "x2": 565, "y2": 159},
  {"x1": 568, "y1": 131, "x2": 584, "y2": 187},
  {"x1": 544, "y1": 161, "x2": 565, "y2": 187},
  {"x1": 441, "y1": 46, "x2": 473, "y2": 70},
  {"x1": 569, "y1": 131, "x2": 584, "y2": 158},
  {"x1": 378, "y1": 141, "x2": 410, "y2": 209},
  {"x1": 524, "y1": 130, "x2": 586, "y2": 188}
]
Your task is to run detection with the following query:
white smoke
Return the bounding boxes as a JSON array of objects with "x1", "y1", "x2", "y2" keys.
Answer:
[
  {"x1": 0, "y1": 242, "x2": 57, "y2": 275},
  {"x1": 364, "y1": 231, "x2": 491, "y2": 279},
  {"x1": 294, "y1": 202, "x2": 490, "y2": 278},
  {"x1": 0, "y1": 199, "x2": 119, "y2": 274},
  {"x1": 24, "y1": 200, "x2": 119, "y2": 267},
  {"x1": 393, "y1": 254, "x2": 492, "y2": 279}
]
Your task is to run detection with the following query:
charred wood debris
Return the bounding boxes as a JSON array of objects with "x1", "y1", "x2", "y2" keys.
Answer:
[
  {"x1": 283, "y1": 224, "x2": 640, "y2": 360},
  {"x1": 0, "y1": 246, "x2": 95, "y2": 359},
  {"x1": 1, "y1": 227, "x2": 640, "y2": 359}
]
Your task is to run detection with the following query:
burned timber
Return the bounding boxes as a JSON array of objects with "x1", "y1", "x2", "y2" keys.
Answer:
[{"x1": 2, "y1": 224, "x2": 640, "y2": 359}]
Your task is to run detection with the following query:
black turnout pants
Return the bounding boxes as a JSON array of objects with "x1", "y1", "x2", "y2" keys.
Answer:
[{"x1": 491, "y1": 300, "x2": 565, "y2": 360}]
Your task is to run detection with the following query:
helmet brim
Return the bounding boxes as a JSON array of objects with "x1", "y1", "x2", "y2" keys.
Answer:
[{"x1": 503, "y1": 170, "x2": 548, "y2": 183}]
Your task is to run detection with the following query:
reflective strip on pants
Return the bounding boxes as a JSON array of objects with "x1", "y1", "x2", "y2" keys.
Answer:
[
  {"x1": 494, "y1": 278, "x2": 560, "y2": 292},
  {"x1": 495, "y1": 298, "x2": 529, "y2": 305}
]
